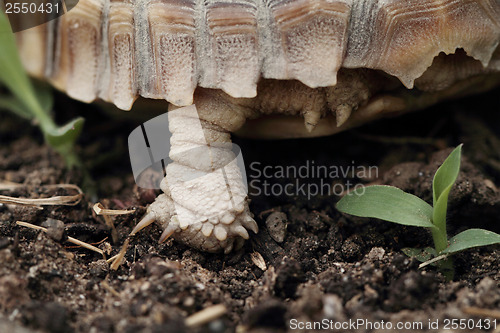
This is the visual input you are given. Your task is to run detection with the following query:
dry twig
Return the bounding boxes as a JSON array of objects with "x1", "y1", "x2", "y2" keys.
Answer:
[
  {"x1": 462, "y1": 307, "x2": 500, "y2": 319},
  {"x1": 185, "y1": 304, "x2": 227, "y2": 328},
  {"x1": 93, "y1": 202, "x2": 135, "y2": 215},
  {"x1": 93, "y1": 202, "x2": 129, "y2": 243},
  {"x1": 16, "y1": 221, "x2": 104, "y2": 257},
  {"x1": 101, "y1": 280, "x2": 121, "y2": 298},
  {"x1": 110, "y1": 239, "x2": 129, "y2": 270},
  {"x1": 0, "y1": 183, "x2": 83, "y2": 207}
]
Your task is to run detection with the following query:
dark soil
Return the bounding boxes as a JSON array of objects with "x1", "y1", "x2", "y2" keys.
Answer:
[{"x1": 0, "y1": 87, "x2": 499, "y2": 333}]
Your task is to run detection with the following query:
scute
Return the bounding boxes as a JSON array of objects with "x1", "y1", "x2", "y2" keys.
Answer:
[
  {"x1": 268, "y1": 0, "x2": 351, "y2": 87},
  {"x1": 149, "y1": 0, "x2": 197, "y2": 106},
  {"x1": 205, "y1": 0, "x2": 260, "y2": 98},
  {"x1": 344, "y1": 0, "x2": 500, "y2": 88},
  {"x1": 14, "y1": 0, "x2": 500, "y2": 110},
  {"x1": 108, "y1": 0, "x2": 136, "y2": 110},
  {"x1": 62, "y1": 0, "x2": 103, "y2": 103}
]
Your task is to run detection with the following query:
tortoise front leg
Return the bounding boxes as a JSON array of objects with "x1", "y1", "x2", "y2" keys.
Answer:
[{"x1": 131, "y1": 89, "x2": 258, "y2": 253}]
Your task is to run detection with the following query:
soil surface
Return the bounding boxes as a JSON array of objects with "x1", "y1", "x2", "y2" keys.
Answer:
[{"x1": 0, "y1": 87, "x2": 499, "y2": 333}]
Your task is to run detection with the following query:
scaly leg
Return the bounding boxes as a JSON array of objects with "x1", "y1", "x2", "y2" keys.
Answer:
[{"x1": 131, "y1": 89, "x2": 258, "y2": 253}]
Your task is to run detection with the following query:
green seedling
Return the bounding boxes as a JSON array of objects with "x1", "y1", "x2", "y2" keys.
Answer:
[
  {"x1": 0, "y1": 11, "x2": 84, "y2": 168},
  {"x1": 336, "y1": 145, "x2": 500, "y2": 280}
]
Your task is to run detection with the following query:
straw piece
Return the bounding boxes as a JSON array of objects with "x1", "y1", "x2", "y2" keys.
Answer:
[
  {"x1": 185, "y1": 304, "x2": 227, "y2": 328},
  {"x1": 93, "y1": 203, "x2": 120, "y2": 243},
  {"x1": 462, "y1": 306, "x2": 500, "y2": 319},
  {"x1": 0, "y1": 184, "x2": 83, "y2": 207},
  {"x1": 250, "y1": 252, "x2": 267, "y2": 271},
  {"x1": 106, "y1": 254, "x2": 119, "y2": 264},
  {"x1": 110, "y1": 239, "x2": 129, "y2": 271},
  {"x1": 93, "y1": 202, "x2": 135, "y2": 215},
  {"x1": 0, "y1": 181, "x2": 24, "y2": 191},
  {"x1": 101, "y1": 280, "x2": 121, "y2": 298},
  {"x1": 418, "y1": 254, "x2": 448, "y2": 269},
  {"x1": 16, "y1": 221, "x2": 104, "y2": 256}
]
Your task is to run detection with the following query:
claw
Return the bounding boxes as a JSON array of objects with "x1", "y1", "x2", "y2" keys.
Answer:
[
  {"x1": 130, "y1": 212, "x2": 156, "y2": 236},
  {"x1": 304, "y1": 109, "x2": 321, "y2": 132},
  {"x1": 233, "y1": 225, "x2": 249, "y2": 239},
  {"x1": 159, "y1": 223, "x2": 178, "y2": 243},
  {"x1": 242, "y1": 217, "x2": 258, "y2": 234},
  {"x1": 336, "y1": 104, "x2": 352, "y2": 127},
  {"x1": 224, "y1": 240, "x2": 234, "y2": 254}
]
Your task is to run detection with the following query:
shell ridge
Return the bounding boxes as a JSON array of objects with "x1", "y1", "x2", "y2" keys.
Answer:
[
  {"x1": 96, "y1": 0, "x2": 111, "y2": 103},
  {"x1": 196, "y1": 0, "x2": 215, "y2": 88},
  {"x1": 344, "y1": 0, "x2": 379, "y2": 69},
  {"x1": 260, "y1": 0, "x2": 288, "y2": 80},
  {"x1": 134, "y1": 0, "x2": 156, "y2": 98},
  {"x1": 44, "y1": 19, "x2": 58, "y2": 78}
]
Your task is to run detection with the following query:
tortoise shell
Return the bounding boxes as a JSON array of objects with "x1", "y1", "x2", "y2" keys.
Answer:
[{"x1": 15, "y1": 0, "x2": 500, "y2": 111}]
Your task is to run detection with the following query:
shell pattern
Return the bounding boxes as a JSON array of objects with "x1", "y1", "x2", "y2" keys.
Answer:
[{"x1": 16, "y1": 0, "x2": 500, "y2": 110}]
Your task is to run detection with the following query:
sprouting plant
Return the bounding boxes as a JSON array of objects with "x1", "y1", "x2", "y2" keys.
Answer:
[
  {"x1": 0, "y1": 12, "x2": 84, "y2": 168},
  {"x1": 336, "y1": 144, "x2": 500, "y2": 280}
]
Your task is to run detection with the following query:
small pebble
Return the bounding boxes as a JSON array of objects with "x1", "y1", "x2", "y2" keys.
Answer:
[
  {"x1": 42, "y1": 218, "x2": 66, "y2": 242},
  {"x1": 265, "y1": 212, "x2": 287, "y2": 243},
  {"x1": 89, "y1": 259, "x2": 110, "y2": 278}
]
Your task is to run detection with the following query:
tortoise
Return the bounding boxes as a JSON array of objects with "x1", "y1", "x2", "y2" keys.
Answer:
[{"x1": 13, "y1": 0, "x2": 500, "y2": 253}]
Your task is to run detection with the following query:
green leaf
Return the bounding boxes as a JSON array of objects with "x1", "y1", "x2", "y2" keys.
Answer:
[
  {"x1": 0, "y1": 11, "x2": 54, "y2": 130},
  {"x1": 0, "y1": 96, "x2": 33, "y2": 118},
  {"x1": 0, "y1": 12, "x2": 52, "y2": 127},
  {"x1": 32, "y1": 81, "x2": 54, "y2": 114},
  {"x1": 45, "y1": 117, "x2": 84, "y2": 147},
  {"x1": 336, "y1": 185, "x2": 434, "y2": 228},
  {"x1": 0, "y1": 82, "x2": 54, "y2": 119},
  {"x1": 431, "y1": 145, "x2": 462, "y2": 252},
  {"x1": 402, "y1": 247, "x2": 437, "y2": 262},
  {"x1": 0, "y1": 11, "x2": 83, "y2": 170},
  {"x1": 432, "y1": 145, "x2": 462, "y2": 223},
  {"x1": 433, "y1": 145, "x2": 462, "y2": 203},
  {"x1": 441, "y1": 229, "x2": 500, "y2": 254},
  {"x1": 45, "y1": 117, "x2": 85, "y2": 168}
]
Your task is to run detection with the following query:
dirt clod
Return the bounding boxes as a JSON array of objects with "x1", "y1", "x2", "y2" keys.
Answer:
[{"x1": 265, "y1": 212, "x2": 288, "y2": 243}]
